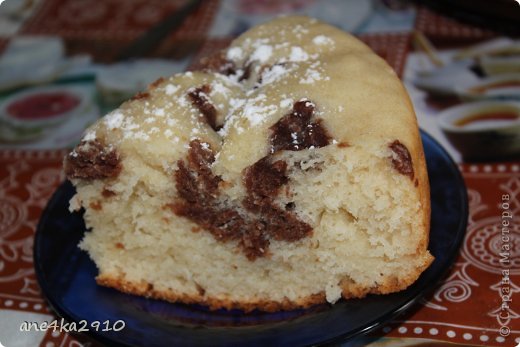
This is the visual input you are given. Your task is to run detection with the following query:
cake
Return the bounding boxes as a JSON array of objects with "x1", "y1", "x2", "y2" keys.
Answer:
[{"x1": 64, "y1": 16, "x2": 433, "y2": 312}]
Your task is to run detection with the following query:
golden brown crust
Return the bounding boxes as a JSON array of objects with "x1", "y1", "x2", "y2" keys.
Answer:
[
  {"x1": 339, "y1": 252, "x2": 432, "y2": 299},
  {"x1": 97, "y1": 274, "x2": 327, "y2": 312},
  {"x1": 400, "y1": 85, "x2": 431, "y2": 255},
  {"x1": 97, "y1": 259, "x2": 432, "y2": 313}
]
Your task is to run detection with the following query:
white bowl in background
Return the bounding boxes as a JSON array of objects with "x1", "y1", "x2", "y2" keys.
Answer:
[
  {"x1": 457, "y1": 73, "x2": 520, "y2": 101},
  {"x1": 96, "y1": 59, "x2": 181, "y2": 109},
  {"x1": 437, "y1": 100, "x2": 520, "y2": 161},
  {"x1": 0, "y1": 85, "x2": 90, "y2": 142}
]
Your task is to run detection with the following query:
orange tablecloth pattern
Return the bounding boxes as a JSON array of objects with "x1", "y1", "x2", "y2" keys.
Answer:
[
  {"x1": 415, "y1": 6, "x2": 497, "y2": 44},
  {"x1": 381, "y1": 163, "x2": 520, "y2": 346},
  {"x1": 0, "y1": 0, "x2": 519, "y2": 346}
]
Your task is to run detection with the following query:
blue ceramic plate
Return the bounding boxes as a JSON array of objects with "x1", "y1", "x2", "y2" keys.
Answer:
[{"x1": 34, "y1": 131, "x2": 468, "y2": 347}]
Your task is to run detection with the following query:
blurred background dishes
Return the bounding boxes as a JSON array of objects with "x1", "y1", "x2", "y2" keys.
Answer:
[
  {"x1": 96, "y1": 59, "x2": 182, "y2": 110},
  {"x1": 479, "y1": 55, "x2": 520, "y2": 76},
  {"x1": 0, "y1": 36, "x2": 92, "y2": 92},
  {"x1": 0, "y1": 85, "x2": 91, "y2": 142},
  {"x1": 457, "y1": 73, "x2": 520, "y2": 101},
  {"x1": 412, "y1": 38, "x2": 520, "y2": 101},
  {"x1": 412, "y1": 59, "x2": 477, "y2": 96},
  {"x1": 437, "y1": 100, "x2": 520, "y2": 161},
  {"x1": 452, "y1": 38, "x2": 520, "y2": 61}
]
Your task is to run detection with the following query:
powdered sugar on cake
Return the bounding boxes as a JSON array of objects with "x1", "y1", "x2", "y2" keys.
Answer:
[
  {"x1": 312, "y1": 35, "x2": 334, "y2": 46},
  {"x1": 226, "y1": 47, "x2": 244, "y2": 61},
  {"x1": 242, "y1": 94, "x2": 278, "y2": 127},
  {"x1": 249, "y1": 45, "x2": 273, "y2": 63},
  {"x1": 81, "y1": 22, "x2": 336, "y2": 149}
]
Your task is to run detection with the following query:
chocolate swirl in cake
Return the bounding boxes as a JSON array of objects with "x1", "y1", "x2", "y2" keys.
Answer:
[
  {"x1": 269, "y1": 99, "x2": 330, "y2": 153},
  {"x1": 389, "y1": 140, "x2": 414, "y2": 179},
  {"x1": 65, "y1": 139, "x2": 122, "y2": 180},
  {"x1": 172, "y1": 100, "x2": 330, "y2": 260},
  {"x1": 187, "y1": 85, "x2": 219, "y2": 130}
]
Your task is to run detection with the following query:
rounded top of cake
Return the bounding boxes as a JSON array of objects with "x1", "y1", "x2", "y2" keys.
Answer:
[{"x1": 69, "y1": 15, "x2": 425, "y2": 187}]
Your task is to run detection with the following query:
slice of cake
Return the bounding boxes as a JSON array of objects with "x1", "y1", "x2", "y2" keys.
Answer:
[{"x1": 64, "y1": 16, "x2": 433, "y2": 312}]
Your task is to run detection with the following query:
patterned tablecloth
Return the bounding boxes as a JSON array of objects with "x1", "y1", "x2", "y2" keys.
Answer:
[{"x1": 0, "y1": 1, "x2": 518, "y2": 346}]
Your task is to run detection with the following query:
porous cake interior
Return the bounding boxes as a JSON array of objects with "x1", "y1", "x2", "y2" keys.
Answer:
[{"x1": 75, "y1": 143, "x2": 428, "y2": 306}]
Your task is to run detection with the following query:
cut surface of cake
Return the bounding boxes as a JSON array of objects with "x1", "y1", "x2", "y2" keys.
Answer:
[{"x1": 64, "y1": 16, "x2": 433, "y2": 312}]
